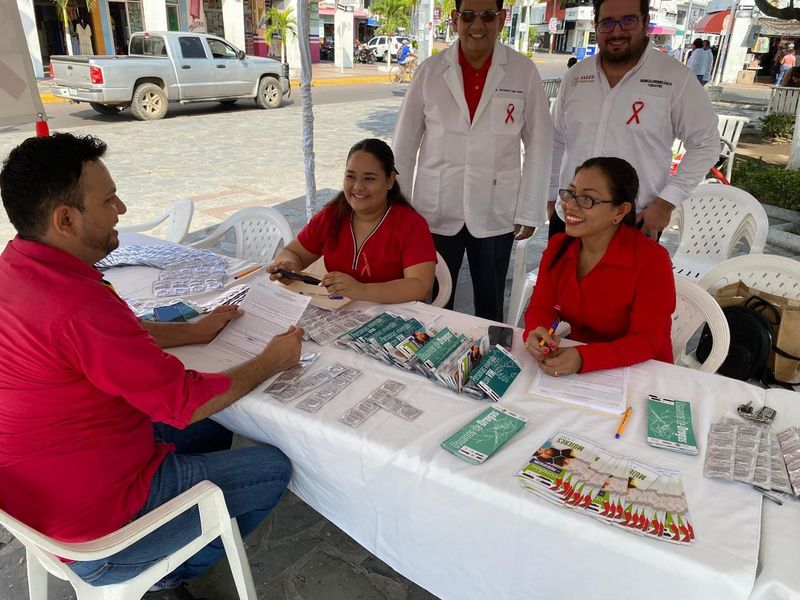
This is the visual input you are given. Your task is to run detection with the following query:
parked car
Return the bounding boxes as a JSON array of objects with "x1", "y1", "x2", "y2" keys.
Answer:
[
  {"x1": 50, "y1": 31, "x2": 290, "y2": 120},
  {"x1": 365, "y1": 36, "x2": 411, "y2": 61}
]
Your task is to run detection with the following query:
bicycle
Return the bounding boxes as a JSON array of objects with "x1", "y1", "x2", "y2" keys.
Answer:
[
  {"x1": 389, "y1": 60, "x2": 416, "y2": 84},
  {"x1": 671, "y1": 138, "x2": 734, "y2": 185}
]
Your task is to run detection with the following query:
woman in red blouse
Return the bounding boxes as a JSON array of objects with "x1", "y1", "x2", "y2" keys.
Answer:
[
  {"x1": 267, "y1": 139, "x2": 437, "y2": 303},
  {"x1": 524, "y1": 157, "x2": 676, "y2": 376}
]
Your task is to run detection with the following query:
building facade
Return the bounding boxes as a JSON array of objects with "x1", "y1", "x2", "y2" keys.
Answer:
[{"x1": 15, "y1": 0, "x2": 323, "y2": 79}]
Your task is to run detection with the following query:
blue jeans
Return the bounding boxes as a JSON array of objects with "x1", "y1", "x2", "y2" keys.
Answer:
[
  {"x1": 776, "y1": 65, "x2": 791, "y2": 86},
  {"x1": 69, "y1": 419, "x2": 291, "y2": 588}
]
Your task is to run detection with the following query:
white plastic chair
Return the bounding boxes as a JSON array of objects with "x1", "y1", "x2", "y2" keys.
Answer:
[
  {"x1": 117, "y1": 200, "x2": 194, "y2": 244},
  {"x1": 432, "y1": 251, "x2": 453, "y2": 308},
  {"x1": 190, "y1": 206, "x2": 293, "y2": 264},
  {"x1": 507, "y1": 235, "x2": 538, "y2": 327},
  {"x1": 672, "y1": 276, "x2": 730, "y2": 373},
  {"x1": 668, "y1": 184, "x2": 769, "y2": 280},
  {"x1": 672, "y1": 114, "x2": 748, "y2": 184},
  {"x1": 699, "y1": 255, "x2": 800, "y2": 298},
  {"x1": 717, "y1": 115, "x2": 749, "y2": 183},
  {"x1": 0, "y1": 480, "x2": 256, "y2": 600}
]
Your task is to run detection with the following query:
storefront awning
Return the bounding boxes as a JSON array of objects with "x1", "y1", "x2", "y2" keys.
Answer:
[
  {"x1": 756, "y1": 17, "x2": 800, "y2": 37},
  {"x1": 694, "y1": 11, "x2": 730, "y2": 34},
  {"x1": 649, "y1": 25, "x2": 676, "y2": 35}
]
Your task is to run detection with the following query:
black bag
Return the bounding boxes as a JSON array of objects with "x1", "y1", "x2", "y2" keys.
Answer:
[
  {"x1": 696, "y1": 300, "x2": 773, "y2": 382},
  {"x1": 697, "y1": 296, "x2": 800, "y2": 387}
]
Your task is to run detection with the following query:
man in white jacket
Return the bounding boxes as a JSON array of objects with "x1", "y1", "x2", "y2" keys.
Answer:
[
  {"x1": 687, "y1": 38, "x2": 712, "y2": 85},
  {"x1": 547, "y1": 0, "x2": 719, "y2": 240},
  {"x1": 392, "y1": 0, "x2": 552, "y2": 322}
]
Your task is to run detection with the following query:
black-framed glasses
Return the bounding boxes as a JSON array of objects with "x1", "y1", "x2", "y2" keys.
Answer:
[
  {"x1": 457, "y1": 9, "x2": 501, "y2": 23},
  {"x1": 558, "y1": 188, "x2": 616, "y2": 209},
  {"x1": 596, "y1": 15, "x2": 641, "y2": 33}
]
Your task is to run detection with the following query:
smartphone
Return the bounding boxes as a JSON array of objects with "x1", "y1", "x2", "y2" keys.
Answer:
[
  {"x1": 276, "y1": 268, "x2": 322, "y2": 286},
  {"x1": 488, "y1": 325, "x2": 513, "y2": 350},
  {"x1": 153, "y1": 304, "x2": 187, "y2": 323}
]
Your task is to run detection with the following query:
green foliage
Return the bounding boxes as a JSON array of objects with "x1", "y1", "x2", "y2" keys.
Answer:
[
  {"x1": 438, "y1": 0, "x2": 455, "y2": 18},
  {"x1": 761, "y1": 114, "x2": 796, "y2": 141},
  {"x1": 371, "y1": 0, "x2": 413, "y2": 37},
  {"x1": 263, "y1": 7, "x2": 297, "y2": 50},
  {"x1": 525, "y1": 50, "x2": 533, "y2": 58},
  {"x1": 431, "y1": 48, "x2": 440, "y2": 55},
  {"x1": 53, "y1": 0, "x2": 95, "y2": 28},
  {"x1": 732, "y1": 158, "x2": 800, "y2": 211}
]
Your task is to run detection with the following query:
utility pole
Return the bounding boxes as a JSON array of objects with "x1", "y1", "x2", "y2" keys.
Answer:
[{"x1": 713, "y1": 0, "x2": 739, "y2": 84}]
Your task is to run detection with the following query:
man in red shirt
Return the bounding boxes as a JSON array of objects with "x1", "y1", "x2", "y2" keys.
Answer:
[{"x1": 0, "y1": 133, "x2": 303, "y2": 599}]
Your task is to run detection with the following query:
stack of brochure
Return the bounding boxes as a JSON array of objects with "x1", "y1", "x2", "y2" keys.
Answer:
[
  {"x1": 516, "y1": 432, "x2": 695, "y2": 545},
  {"x1": 332, "y1": 311, "x2": 521, "y2": 400}
]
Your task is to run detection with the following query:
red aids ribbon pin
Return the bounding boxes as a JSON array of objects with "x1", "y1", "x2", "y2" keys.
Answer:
[
  {"x1": 505, "y1": 103, "x2": 515, "y2": 124},
  {"x1": 626, "y1": 100, "x2": 644, "y2": 125}
]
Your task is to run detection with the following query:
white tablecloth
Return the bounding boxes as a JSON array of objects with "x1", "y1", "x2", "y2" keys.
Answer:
[{"x1": 104, "y1": 243, "x2": 800, "y2": 600}]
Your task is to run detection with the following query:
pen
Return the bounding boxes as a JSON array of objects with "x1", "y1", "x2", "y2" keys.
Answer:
[
  {"x1": 615, "y1": 407, "x2": 633, "y2": 439},
  {"x1": 298, "y1": 291, "x2": 344, "y2": 300},
  {"x1": 233, "y1": 265, "x2": 263, "y2": 280},
  {"x1": 539, "y1": 304, "x2": 562, "y2": 347}
]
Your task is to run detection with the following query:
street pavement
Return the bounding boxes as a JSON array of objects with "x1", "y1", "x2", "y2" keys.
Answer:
[{"x1": 0, "y1": 61, "x2": 798, "y2": 600}]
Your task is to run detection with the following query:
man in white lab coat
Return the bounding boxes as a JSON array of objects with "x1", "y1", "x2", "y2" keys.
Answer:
[
  {"x1": 393, "y1": 0, "x2": 552, "y2": 322},
  {"x1": 548, "y1": 0, "x2": 720, "y2": 240}
]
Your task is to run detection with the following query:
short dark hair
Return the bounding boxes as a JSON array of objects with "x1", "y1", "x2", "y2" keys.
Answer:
[
  {"x1": 455, "y1": 0, "x2": 504, "y2": 13},
  {"x1": 0, "y1": 133, "x2": 107, "y2": 240},
  {"x1": 693, "y1": 37, "x2": 703, "y2": 49},
  {"x1": 593, "y1": 0, "x2": 650, "y2": 22}
]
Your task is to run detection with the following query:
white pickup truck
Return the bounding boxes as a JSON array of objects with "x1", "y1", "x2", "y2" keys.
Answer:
[{"x1": 50, "y1": 31, "x2": 290, "y2": 120}]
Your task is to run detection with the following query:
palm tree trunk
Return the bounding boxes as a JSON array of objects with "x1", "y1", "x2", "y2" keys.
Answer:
[
  {"x1": 788, "y1": 99, "x2": 800, "y2": 171},
  {"x1": 296, "y1": 0, "x2": 317, "y2": 219}
]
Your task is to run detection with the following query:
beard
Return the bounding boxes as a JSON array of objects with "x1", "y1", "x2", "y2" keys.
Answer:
[
  {"x1": 81, "y1": 223, "x2": 119, "y2": 261},
  {"x1": 600, "y1": 34, "x2": 648, "y2": 64}
]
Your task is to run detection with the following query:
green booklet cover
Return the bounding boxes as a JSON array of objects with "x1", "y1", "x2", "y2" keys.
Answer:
[
  {"x1": 468, "y1": 345, "x2": 521, "y2": 402},
  {"x1": 647, "y1": 394, "x2": 698, "y2": 455},
  {"x1": 441, "y1": 405, "x2": 528, "y2": 464}
]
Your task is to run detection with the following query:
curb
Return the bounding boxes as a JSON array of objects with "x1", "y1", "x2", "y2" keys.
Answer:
[
  {"x1": 768, "y1": 223, "x2": 800, "y2": 254},
  {"x1": 289, "y1": 75, "x2": 389, "y2": 87},
  {"x1": 40, "y1": 92, "x2": 69, "y2": 104},
  {"x1": 40, "y1": 75, "x2": 389, "y2": 104}
]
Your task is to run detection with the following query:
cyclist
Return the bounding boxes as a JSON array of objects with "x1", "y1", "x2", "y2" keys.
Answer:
[{"x1": 397, "y1": 39, "x2": 416, "y2": 74}]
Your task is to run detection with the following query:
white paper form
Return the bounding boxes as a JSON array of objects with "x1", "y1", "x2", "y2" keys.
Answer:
[
  {"x1": 203, "y1": 279, "x2": 311, "y2": 367},
  {"x1": 527, "y1": 367, "x2": 629, "y2": 415}
]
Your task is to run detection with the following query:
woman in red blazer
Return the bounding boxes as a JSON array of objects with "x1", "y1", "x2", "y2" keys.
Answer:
[{"x1": 524, "y1": 157, "x2": 676, "y2": 376}]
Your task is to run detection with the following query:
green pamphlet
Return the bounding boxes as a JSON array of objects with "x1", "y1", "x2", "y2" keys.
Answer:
[
  {"x1": 468, "y1": 345, "x2": 521, "y2": 402},
  {"x1": 441, "y1": 405, "x2": 528, "y2": 464},
  {"x1": 647, "y1": 394, "x2": 698, "y2": 456}
]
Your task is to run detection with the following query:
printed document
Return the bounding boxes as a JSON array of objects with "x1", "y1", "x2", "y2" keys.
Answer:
[
  {"x1": 203, "y1": 279, "x2": 310, "y2": 367},
  {"x1": 528, "y1": 367, "x2": 628, "y2": 415}
]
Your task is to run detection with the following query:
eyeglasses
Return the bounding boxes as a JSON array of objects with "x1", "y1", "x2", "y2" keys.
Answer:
[
  {"x1": 457, "y1": 9, "x2": 501, "y2": 23},
  {"x1": 558, "y1": 188, "x2": 616, "y2": 209},
  {"x1": 596, "y1": 15, "x2": 641, "y2": 33}
]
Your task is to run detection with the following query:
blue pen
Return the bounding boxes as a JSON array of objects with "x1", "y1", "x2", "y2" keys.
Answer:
[
  {"x1": 539, "y1": 304, "x2": 563, "y2": 348},
  {"x1": 298, "y1": 291, "x2": 344, "y2": 300}
]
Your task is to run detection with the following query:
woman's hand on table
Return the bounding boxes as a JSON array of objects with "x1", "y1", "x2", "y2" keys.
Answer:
[
  {"x1": 321, "y1": 272, "x2": 365, "y2": 300},
  {"x1": 524, "y1": 326, "x2": 561, "y2": 361},
  {"x1": 266, "y1": 260, "x2": 303, "y2": 284},
  {"x1": 192, "y1": 305, "x2": 242, "y2": 343},
  {"x1": 540, "y1": 347, "x2": 583, "y2": 377}
]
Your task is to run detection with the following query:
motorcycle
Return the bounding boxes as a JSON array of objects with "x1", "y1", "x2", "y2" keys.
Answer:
[{"x1": 354, "y1": 44, "x2": 376, "y2": 64}]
